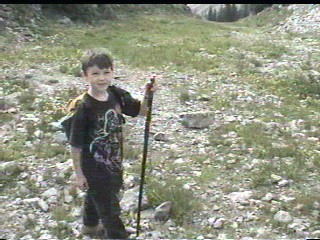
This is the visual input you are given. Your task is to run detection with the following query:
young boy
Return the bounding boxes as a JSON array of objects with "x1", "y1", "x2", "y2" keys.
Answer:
[{"x1": 69, "y1": 49, "x2": 156, "y2": 239}]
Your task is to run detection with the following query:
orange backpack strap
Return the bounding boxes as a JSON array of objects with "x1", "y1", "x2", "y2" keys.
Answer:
[{"x1": 66, "y1": 92, "x2": 87, "y2": 114}]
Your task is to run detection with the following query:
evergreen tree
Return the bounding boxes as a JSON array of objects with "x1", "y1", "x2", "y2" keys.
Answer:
[
  {"x1": 225, "y1": 4, "x2": 232, "y2": 22},
  {"x1": 231, "y1": 4, "x2": 238, "y2": 21},
  {"x1": 207, "y1": 6, "x2": 214, "y2": 21},
  {"x1": 217, "y1": 4, "x2": 226, "y2": 22},
  {"x1": 213, "y1": 8, "x2": 217, "y2": 21},
  {"x1": 238, "y1": 4, "x2": 250, "y2": 19}
]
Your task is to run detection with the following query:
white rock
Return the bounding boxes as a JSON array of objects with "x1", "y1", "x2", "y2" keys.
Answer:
[
  {"x1": 228, "y1": 191, "x2": 252, "y2": 203},
  {"x1": 38, "y1": 199, "x2": 49, "y2": 212},
  {"x1": 208, "y1": 217, "x2": 216, "y2": 225},
  {"x1": 271, "y1": 174, "x2": 282, "y2": 183},
  {"x1": 173, "y1": 158, "x2": 185, "y2": 164},
  {"x1": 262, "y1": 193, "x2": 276, "y2": 202},
  {"x1": 278, "y1": 179, "x2": 290, "y2": 187},
  {"x1": 64, "y1": 194, "x2": 73, "y2": 203},
  {"x1": 53, "y1": 131, "x2": 68, "y2": 144},
  {"x1": 154, "y1": 132, "x2": 168, "y2": 141},
  {"x1": 34, "y1": 129, "x2": 44, "y2": 139},
  {"x1": 213, "y1": 218, "x2": 224, "y2": 229},
  {"x1": 213, "y1": 205, "x2": 220, "y2": 211},
  {"x1": 39, "y1": 233, "x2": 54, "y2": 239},
  {"x1": 23, "y1": 197, "x2": 40, "y2": 204},
  {"x1": 311, "y1": 230, "x2": 320, "y2": 238},
  {"x1": 42, "y1": 188, "x2": 58, "y2": 198},
  {"x1": 27, "y1": 213, "x2": 36, "y2": 220},
  {"x1": 183, "y1": 183, "x2": 191, "y2": 190},
  {"x1": 274, "y1": 210, "x2": 293, "y2": 223},
  {"x1": 21, "y1": 235, "x2": 34, "y2": 239},
  {"x1": 46, "y1": 196, "x2": 58, "y2": 204}
]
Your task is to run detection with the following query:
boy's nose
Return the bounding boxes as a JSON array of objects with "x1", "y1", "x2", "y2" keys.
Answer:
[{"x1": 98, "y1": 73, "x2": 106, "y2": 80}]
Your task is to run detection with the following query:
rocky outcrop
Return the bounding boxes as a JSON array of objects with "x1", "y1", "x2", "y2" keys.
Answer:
[{"x1": 276, "y1": 4, "x2": 320, "y2": 35}]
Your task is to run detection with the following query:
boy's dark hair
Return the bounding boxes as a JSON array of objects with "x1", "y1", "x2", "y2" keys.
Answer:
[{"x1": 81, "y1": 48, "x2": 114, "y2": 74}]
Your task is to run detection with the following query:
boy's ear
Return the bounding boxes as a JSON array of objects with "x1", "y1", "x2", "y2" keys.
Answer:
[{"x1": 81, "y1": 70, "x2": 86, "y2": 78}]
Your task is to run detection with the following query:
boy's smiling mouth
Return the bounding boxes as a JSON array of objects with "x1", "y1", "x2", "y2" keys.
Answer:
[{"x1": 98, "y1": 83, "x2": 108, "y2": 86}]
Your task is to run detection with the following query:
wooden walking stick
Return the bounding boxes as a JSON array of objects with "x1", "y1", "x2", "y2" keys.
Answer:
[{"x1": 136, "y1": 76, "x2": 156, "y2": 237}]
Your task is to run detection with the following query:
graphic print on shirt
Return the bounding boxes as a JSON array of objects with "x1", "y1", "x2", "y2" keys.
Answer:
[{"x1": 89, "y1": 109, "x2": 122, "y2": 173}]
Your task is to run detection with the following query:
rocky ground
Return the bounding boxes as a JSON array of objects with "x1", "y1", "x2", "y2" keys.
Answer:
[{"x1": 1, "y1": 4, "x2": 320, "y2": 240}]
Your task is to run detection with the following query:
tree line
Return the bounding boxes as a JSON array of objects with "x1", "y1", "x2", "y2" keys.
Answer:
[{"x1": 207, "y1": 4, "x2": 273, "y2": 22}]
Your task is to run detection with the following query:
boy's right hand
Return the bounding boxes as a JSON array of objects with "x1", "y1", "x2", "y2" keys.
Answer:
[{"x1": 76, "y1": 174, "x2": 88, "y2": 190}]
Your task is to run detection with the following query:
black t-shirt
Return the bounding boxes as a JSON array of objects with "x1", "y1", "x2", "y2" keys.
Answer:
[{"x1": 69, "y1": 86, "x2": 140, "y2": 179}]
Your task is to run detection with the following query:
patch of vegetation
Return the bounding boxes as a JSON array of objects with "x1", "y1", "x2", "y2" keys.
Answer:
[
  {"x1": 198, "y1": 165, "x2": 219, "y2": 187},
  {"x1": 51, "y1": 204, "x2": 74, "y2": 222},
  {"x1": 33, "y1": 143, "x2": 67, "y2": 159},
  {"x1": 146, "y1": 176, "x2": 203, "y2": 224},
  {"x1": 247, "y1": 41, "x2": 289, "y2": 59},
  {"x1": 249, "y1": 155, "x2": 306, "y2": 188},
  {"x1": 123, "y1": 142, "x2": 141, "y2": 161},
  {"x1": 0, "y1": 134, "x2": 28, "y2": 162},
  {"x1": 178, "y1": 88, "x2": 191, "y2": 103},
  {"x1": 290, "y1": 70, "x2": 320, "y2": 99},
  {"x1": 236, "y1": 122, "x2": 272, "y2": 147},
  {"x1": 50, "y1": 221, "x2": 74, "y2": 240},
  {"x1": 0, "y1": 162, "x2": 24, "y2": 186},
  {"x1": 18, "y1": 89, "x2": 37, "y2": 111},
  {"x1": 212, "y1": 96, "x2": 232, "y2": 110},
  {"x1": 3, "y1": 77, "x2": 30, "y2": 95}
]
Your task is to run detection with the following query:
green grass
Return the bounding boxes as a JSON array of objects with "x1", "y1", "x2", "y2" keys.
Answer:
[
  {"x1": 0, "y1": 134, "x2": 28, "y2": 162},
  {"x1": 51, "y1": 203, "x2": 75, "y2": 222},
  {"x1": 1, "y1": 13, "x2": 239, "y2": 73},
  {"x1": 146, "y1": 176, "x2": 203, "y2": 224}
]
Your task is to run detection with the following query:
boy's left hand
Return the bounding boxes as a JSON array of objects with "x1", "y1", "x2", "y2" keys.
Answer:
[{"x1": 144, "y1": 75, "x2": 158, "y2": 93}]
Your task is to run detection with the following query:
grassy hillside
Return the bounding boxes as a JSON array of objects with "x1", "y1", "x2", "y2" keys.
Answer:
[{"x1": 2, "y1": 6, "x2": 320, "y2": 239}]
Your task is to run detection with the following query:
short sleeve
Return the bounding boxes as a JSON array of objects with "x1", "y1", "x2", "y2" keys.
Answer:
[{"x1": 69, "y1": 103, "x2": 87, "y2": 148}]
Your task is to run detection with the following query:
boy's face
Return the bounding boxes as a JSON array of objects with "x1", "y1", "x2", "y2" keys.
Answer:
[{"x1": 83, "y1": 65, "x2": 113, "y2": 92}]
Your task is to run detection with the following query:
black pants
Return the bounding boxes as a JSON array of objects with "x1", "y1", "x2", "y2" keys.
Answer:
[{"x1": 83, "y1": 170, "x2": 127, "y2": 239}]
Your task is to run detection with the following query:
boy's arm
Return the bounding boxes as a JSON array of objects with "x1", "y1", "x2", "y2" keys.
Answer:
[
  {"x1": 70, "y1": 146, "x2": 88, "y2": 190},
  {"x1": 139, "y1": 81, "x2": 157, "y2": 116},
  {"x1": 139, "y1": 96, "x2": 148, "y2": 116}
]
